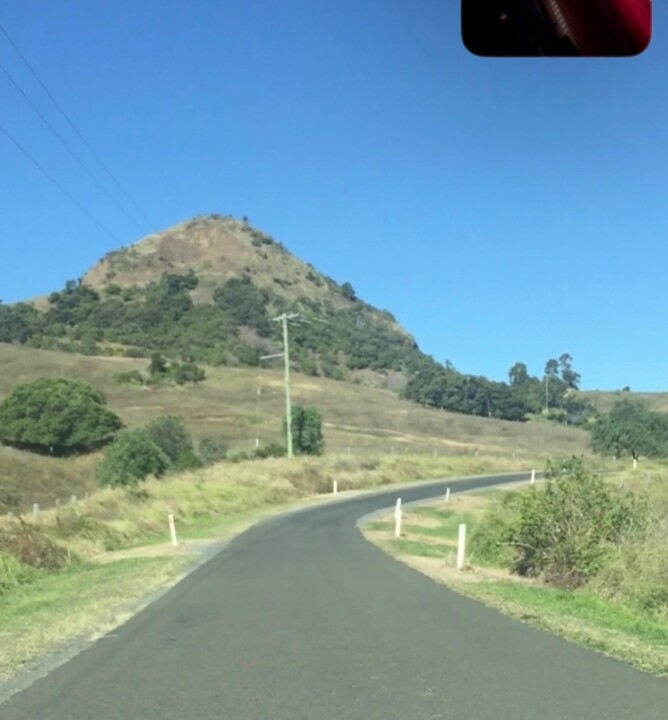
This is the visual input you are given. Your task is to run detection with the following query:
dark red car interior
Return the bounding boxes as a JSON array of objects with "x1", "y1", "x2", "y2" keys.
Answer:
[{"x1": 462, "y1": 0, "x2": 652, "y2": 56}]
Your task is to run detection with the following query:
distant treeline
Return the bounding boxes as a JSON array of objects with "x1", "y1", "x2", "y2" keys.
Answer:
[{"x1": 0, "y1": 271, "x2": 594, "y2": 425}]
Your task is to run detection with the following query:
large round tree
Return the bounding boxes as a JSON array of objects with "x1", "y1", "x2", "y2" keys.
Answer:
[{"x1": 0, "y1": 377, "x2": 123, "y2": 455}]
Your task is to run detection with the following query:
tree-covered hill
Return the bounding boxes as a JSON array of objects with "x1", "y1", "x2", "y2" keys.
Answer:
[{"x1": 0, "y1": 214, "x2": 594, "y2": 425}]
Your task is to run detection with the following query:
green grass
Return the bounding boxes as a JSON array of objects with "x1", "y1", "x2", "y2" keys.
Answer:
[
  {"x1": 393, "y1": 539, "x2": 451, "y2": 558},
  {"x1": 465, "y1": 580, "x2": 668, "y2": 676},
  {"x1": 0, "y1": 556, "x2": 186, "y2": 679}
]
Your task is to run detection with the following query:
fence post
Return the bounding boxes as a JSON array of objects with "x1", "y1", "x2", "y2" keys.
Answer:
[
  {"x1": 457, "y1": 523, "x2": 467, "y2": 570},
  {"x1": 168, "y1": 513, "x2": 178, "y2": 547},
  {"x1": 394, "y1": 498, "x2": 402, "y2": 538}
]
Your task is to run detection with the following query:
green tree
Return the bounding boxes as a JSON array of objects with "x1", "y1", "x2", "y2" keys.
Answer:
[
  {"x1": 149, "y1": 352, "x2": 168, "y2": 377},
  {"x1": 96, "y1": 428, "x2": 170, "y2": 487},
  {"x1": 145, "y1": 415, "x2": 196, "y2": 467},
  {"x1": 286, "y1": 405, "x2": 324, "y2": 455},
  {"x1": 558, "y1": 352, "x2": 581, "y2": 390},
  {"x1": 544, "y1": 358, "x2": 559, "y2": 378},
  {"x1": 508, "y1": 362, "x2": 529, "y2": 386},
  {"x1": 590, "y1": 400, "x2": 668, "y2": 460},
  {"x1": 341, "y1": 282, "x2": 356, "y2": 301},
  {"x1": 0, "y1": 377, "x2": 122, "y2": 456}
]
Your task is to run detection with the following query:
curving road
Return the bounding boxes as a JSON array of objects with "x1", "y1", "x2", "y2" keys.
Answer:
[{"x1": 2, "y1": 472, "x2": 667, "y2": 719}]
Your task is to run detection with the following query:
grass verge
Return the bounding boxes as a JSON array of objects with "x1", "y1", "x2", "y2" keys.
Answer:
[
  {"x1": 362, "y1": 479, "x2": 668, "y2": 678},
  {"x1": 0, "y1": 556, "x2": 187, "y2": 680}
]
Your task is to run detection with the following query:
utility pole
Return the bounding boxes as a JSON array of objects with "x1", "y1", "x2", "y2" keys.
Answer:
[{"x1": 272, "y1": 312, "x2": 300, "y2": 458}]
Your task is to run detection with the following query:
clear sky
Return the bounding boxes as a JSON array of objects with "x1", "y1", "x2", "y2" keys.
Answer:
[{"x1": 0, "y1": 1, "x2": 665, "y2": 391}]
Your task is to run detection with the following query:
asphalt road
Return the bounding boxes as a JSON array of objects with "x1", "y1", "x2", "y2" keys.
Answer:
[{"x1": 3, "y1": 472, "x2": 667, "y2": 719}]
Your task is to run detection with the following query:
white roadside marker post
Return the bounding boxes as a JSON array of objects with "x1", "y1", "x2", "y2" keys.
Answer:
[
  {"x1": 530, "y1": 468, "x2": 536, "y2": 484},
  {"x1": 168, "y1": 513, "x2": 178, "y2": 547},
  {"x1": 457, "y1": 523, "x2": 467, "y2": 570},
  {"x1": 333, "y1": 479, "x2": 338, "y2": 495},
  {"x1": 32, "y1": 502, "x2": 39, "y2": 519},
  {"x1": 394, "y1": 498, "x2": 402, "y2": 538},
  {"x1": 445, "y1": 487, "x2": 451, "y2": 503}
]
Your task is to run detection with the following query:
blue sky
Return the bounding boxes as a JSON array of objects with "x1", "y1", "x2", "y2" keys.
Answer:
[{"x1": 0, "y1": 1, "x2": 665, "y2": 391}]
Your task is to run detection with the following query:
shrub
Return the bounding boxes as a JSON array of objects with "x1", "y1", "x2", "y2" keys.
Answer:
[
  {"x1": 198, "y1": 436, "x2": 228, "y2": 466},
  {"x1": 0, "y1": 551, "x2": 41, "y2": 595},
  {"x1": 0, "y1": 522, "x2": 73, "y2": 570},
  {"x1": 254, "y1": 442, "x2": 287, "y2": 459},
  {"x1": 510, "y1": 457, "x2": 646, "y2": 588},
  {"x1": 145, "y1": 415, "x2": 195, "y2": 466},
  {"x1": 115, "y1": 370, "x2": 144, "y2": 385},
  {"x1": 97, "y1": 428, "x2": 170, "y2": 487},
  {"x1": 0, "y1": 377, "x2": 123, "y2": 456}
]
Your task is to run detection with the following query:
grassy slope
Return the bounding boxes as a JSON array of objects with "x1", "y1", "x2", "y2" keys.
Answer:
[
  {"x1": 582, "y1": 390, "x2": 668, "y2": 413},
  {"x1": 363, "y1": 469, "x2": 668, "y2": 677},
  {"x1": 0, "y1": 343, "x2": 590, "y2": 511}
]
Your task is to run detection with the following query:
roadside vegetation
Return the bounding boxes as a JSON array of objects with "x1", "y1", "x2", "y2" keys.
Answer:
[
  {"x1": 363, "y1": 457, "x2": 668, "y2": 676},
  {"x1": 0, "y1": 451, "x2": 527, "y2": 679}
]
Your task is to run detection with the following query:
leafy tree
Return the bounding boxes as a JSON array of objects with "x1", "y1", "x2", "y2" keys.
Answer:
[
  {"x1": 544, "y1": 358, "x2": 559, "y2": 378},
  {"x1": 508, "y1": 362, "x2": 529, "y2": 386},
  {"x1": 96, "y1": 428, "x2": 170, "y2": 487},
  {"x1": 212, "y1": 276, "x2": 271, "y2": 335},
  {"x1": 145, "y1": 415, "x2": 195, "y2": 467},
  {"x1": 0, "y1": 377, "x2": 122, "y2": 456},
  {"x1": 287, "y1": 405, "x2": 324, "y2": 455},
  {"x1": 590, "y1": 400, "x2": 668, "y2": 460},
  {"x1": 149, "y1": 352, "x2": 168, "y2": 377},
  {"x1": 558, "y1": 352, "x2": 581, "y2": 390},
  {"x1": 341, "y1": 282, "x2": 356, "y2": 301}
]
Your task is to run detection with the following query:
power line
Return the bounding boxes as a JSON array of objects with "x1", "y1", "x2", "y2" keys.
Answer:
[
  {"x1": 0, "y1": 21, "x2": 153, "y2": 229},
  {"x1": 0, "y1": 122, "x2": 118, "y2": 241},
  {"x1": 0, "y1": 59, "x2": 141, "y2": 229}
]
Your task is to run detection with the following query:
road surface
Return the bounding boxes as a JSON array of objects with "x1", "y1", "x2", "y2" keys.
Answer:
[{"x1": 2, "y1": 472, "x2": 667, "y2": 719}]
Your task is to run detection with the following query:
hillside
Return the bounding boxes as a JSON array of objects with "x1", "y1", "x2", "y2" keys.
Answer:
[
  {"x1": 0, "y1": 343, "x2": 591, "y2": 512},
  {"x1": 0, "y1": 214, "x2": 605, "y2": 424},
  {"x1": 582, "y1": 390, "x2": 668, "y2": 415}
]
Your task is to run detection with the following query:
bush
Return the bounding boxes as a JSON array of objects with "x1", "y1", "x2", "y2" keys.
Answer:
[
  {"x1": 469, "y1": 491, "x2": 522, "y2": 567},
  {"x1": 0, "y1": 377, "x2": 123, "y2": 456},
  {"x1": 0, "y1": 522, "x2": 73, "y2": 570},
  {"x1": 145, "y1": 415, "x2": 195, "y2": 466},
  {"x1": 0, "y1": 551, "x2": 41, "y2": 595},
  {"x1": 510, "y1": 457, "x2": 645, "y2": 588},
  {"x1": 175, "y1": 448, "x2": 203, "y2": 471},
  {"x1": 198, "y1": 436, "x2": 228, "y2": 466},
  {"x1": 171, "y1": 362, "x2": 206, "y2": 385},
  {"x1": 254, "y1": 442, "x2": 287, "y2": 459},
  {"x1": 97, "y1": 428, "x2": 170, "y2": 487},
  {"x1": 227, "y1": 450, "x2": 251, "y2": 463},
  {"x1": 115, "y1": 370, "x2": 144, "y2": 385}
]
